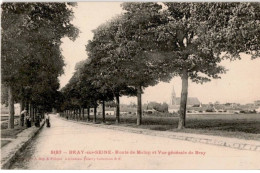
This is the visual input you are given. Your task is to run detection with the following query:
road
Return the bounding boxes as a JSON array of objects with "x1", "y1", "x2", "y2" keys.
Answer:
[{"x1": 10, "y1": 114, "x2": 260, "y2": 169}]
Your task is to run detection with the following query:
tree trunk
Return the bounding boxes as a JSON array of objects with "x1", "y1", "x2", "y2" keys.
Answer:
[
  {"x1": 76, "y1": 109, "x2": 78, "y2": 121},
  {"x1": 34, "y1": 107, "x2": 37, "y2": 121},
  {"x1": 28, "y1": 103, "x2": 31, "y2": 117},
  {"x1": 32, "y1": 106, "x2": 34, "y2": 122},
  {"x1": 87, "y1": 108, "x2": 90, "y2": 121},
  {"x1": 25, "y1": 101, "x2": 29, "y2": 111},
  {"x1": 137, "y1": 85, "x2": 142, "y2": 126},
  {"x1": 115, "y1": 93, "x2": 120, "y2": 124},
  {"x1": 79, "y1": 108, "x2": 81, "y2": 120},
  {"x1": 93, "y1": 106, "x2": 97, "y2": 123},
  {"x1": 36, "y1": 107, "x2": 38, "y2": 117},
  {"x1": 82, "y1": 108, "x2": 84, "y2": 120},
  {"x1": 20, "y1": 100, "x2": 24, "y2": 111},
  {"x1": 76, "y1": 109, "x2": 78, "y2": 120},
  {"x1": 78, "y1": 108, "x2": 81, "y2": 121},
  {"x1": 77, "y1": 109, "x2": 79, "y2": 120},
  {"x1": 20, "y1": 100, "x2": 24, "y2": 126},
  {"x1": 8, "y1": 85, "x2": 14, "y2": 129},
  {"x1": 102, "y1": 100, "x2": 106, "y2": 123},
  {"x1": 31, "y1": 104, "x2": 33, "y2": 120},
  {"x1": 32, "y1": 106, "x2": 35, "y2": 122},
  {"x1": 29, "y1": 102, "x2": 32, "y2": 119},
  {"x1": 178, "y1": 68, "x2": 189, "y2": 129}
]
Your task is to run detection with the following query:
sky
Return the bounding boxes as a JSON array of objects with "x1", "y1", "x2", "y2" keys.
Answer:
[{"x1": 59, "y1": 2, "x2": 260, "y2": 105}]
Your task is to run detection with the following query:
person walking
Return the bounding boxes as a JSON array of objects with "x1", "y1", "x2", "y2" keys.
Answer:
[
  {"x1": 25, "y1": 113, "x2": 31, "y2": 128},
  {"x1": 20, "y1": 110, "x2": 26, "y2": 126},
  {"x1": 46, "y1": 113, "x2": 51, "y2": 128}
]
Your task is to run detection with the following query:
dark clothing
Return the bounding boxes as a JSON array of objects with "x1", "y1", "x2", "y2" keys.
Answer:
[
  {"x1": 20, "y1": 114, "x2": 25, "y2": 126},
  {"x1": 46, "y1": 118, "x2": 50, "y2": 127},
  {"x1": 26, "y1": 117, "x2": 31, "y2": 128}
]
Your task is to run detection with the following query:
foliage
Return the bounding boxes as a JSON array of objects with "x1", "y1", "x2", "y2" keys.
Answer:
[
  {"x1": 1, "y1": 2, "x2": 79, "y2": 112},
  {"x1": 125, "y1": 2, "x2": 260, "y2": 128},
  {"x1": 144, "y1": 101, "x2": 169, "y2": 113}
]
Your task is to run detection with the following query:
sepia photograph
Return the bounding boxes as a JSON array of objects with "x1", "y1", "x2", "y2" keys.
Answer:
[{"x1": 1, "y1": 1, "x2": 260, "y2": 170}]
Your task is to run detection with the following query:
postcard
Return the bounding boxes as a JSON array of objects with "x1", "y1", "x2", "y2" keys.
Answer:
[{"x1": 1, "y1": 1, "x2": 260, "y2": 170}]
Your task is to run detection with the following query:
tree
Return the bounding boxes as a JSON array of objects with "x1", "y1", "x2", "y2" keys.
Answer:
[
  {"x1": 61, "y1": 59, "x2": 104, "y2": 122},
  {"x1": 2, "y1": 3, "x2": 31, "y2": 128},
  {"x1": 115, "y1": 3, "x2": 173, "y2": 125},
  {"x1": 164, "y1": 2, "x2": 259, "y2": 129},
  {"x1": 144, "y1": 102, "x2": 168, "y2": 113},
  {"x1": 1, "y1": 3, "x2": 78, "y2": 128},
  {"x1": 127, "y1": 2, "x2": 259, "y2": 129},
  {"x1": 86, "y1": 17, "x2": 137, "y2": 123}
]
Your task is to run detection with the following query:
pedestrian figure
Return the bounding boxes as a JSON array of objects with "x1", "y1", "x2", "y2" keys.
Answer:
[
  {"x1": 46, "y1": 113, "x2": 51, "y2": 128},
  {"x1": 25, "y1": 113, "x2": 31, "y2": 128},
  {"x1": 20, "y1": 109, "x2": 26, "y2": 126}
]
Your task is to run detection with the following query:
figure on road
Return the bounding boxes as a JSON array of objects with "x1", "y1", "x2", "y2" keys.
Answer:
[
  {"x1": 20, "y1": 109, "x2": 26, "y2": 126},
  {"x1": 25, "y1": 113, "x2": 31, "y2": 128},
  {"x1": 46, "y1": 113, "x2": 51, "y2": 128}
]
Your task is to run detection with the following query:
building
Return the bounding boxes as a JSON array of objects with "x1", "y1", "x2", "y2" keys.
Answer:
[
  {"x1": 1, "y1": 103, "x2": 21, "y2": 116},
  {"x1": 90, "y1": 104, "x2": 137, "y2": 116},
  {"x1": 254, "y1": 100, "x2": 260, "y2": 106},
  {"x1": 169, "y1": 85, "x2": 201, "y2": 113},
  {"x1": 90, "y1": 106, "x2": 115, "y2": 116},
  {"x1": 256, "y1": 107, "x2": 260, "y2": 113}
]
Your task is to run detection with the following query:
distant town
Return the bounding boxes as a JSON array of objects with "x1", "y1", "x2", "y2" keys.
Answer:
[{"x1": 1, "y1": 87, "x2": 260, "y2": 117}]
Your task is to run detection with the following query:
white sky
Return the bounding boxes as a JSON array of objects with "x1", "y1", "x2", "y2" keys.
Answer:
[{"x1": 59, "y1": 2, "x2": 260, "y2": 105}]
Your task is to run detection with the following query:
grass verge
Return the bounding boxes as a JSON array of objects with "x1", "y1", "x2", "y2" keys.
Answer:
[
  {"x1": 62, "y1": 113, "x2": 260, "y2": 141},
  {"x1": 1, "y1": 140, "x2": 11, "y2": 148},
  {"x1": 1, "y1": 126, "x2": 26, "y2": 139}
]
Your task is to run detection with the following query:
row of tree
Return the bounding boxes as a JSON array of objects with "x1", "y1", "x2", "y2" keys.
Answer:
[
  {"x1": 60, "y1": 2, "x2": 259, "y2": 129},
  {"x1": 1, "y1": 3, "x2": 78, "y2": 128}
]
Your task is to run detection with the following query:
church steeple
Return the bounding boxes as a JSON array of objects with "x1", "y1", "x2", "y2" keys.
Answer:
[{"x1": 170, "y1": 85, "x2": 176, "y2": 105}]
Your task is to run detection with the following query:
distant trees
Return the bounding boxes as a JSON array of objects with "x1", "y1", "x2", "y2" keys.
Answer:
[
  {"x1": 60, "y1": 60, "x2": 112, "y2": 122},
  {"x1": 144, "y1": 102, "x2": 169, "y2": 113},
  {"x1": 1, "y1": 3, "x2": 78, "y2": 128}
]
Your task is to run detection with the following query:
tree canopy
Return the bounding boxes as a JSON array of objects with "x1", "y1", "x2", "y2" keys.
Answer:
[
  {"x1": 58, "y1": 2, "x2": 260, "y2": 128},
  {"x1": 1, "y1": 2, "x2": 78, "y2": 128}
]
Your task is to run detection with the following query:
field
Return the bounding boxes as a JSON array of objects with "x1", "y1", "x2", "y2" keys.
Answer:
[{"x1": 72, "y1": 113, "x2": 260, "y2": 141}]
